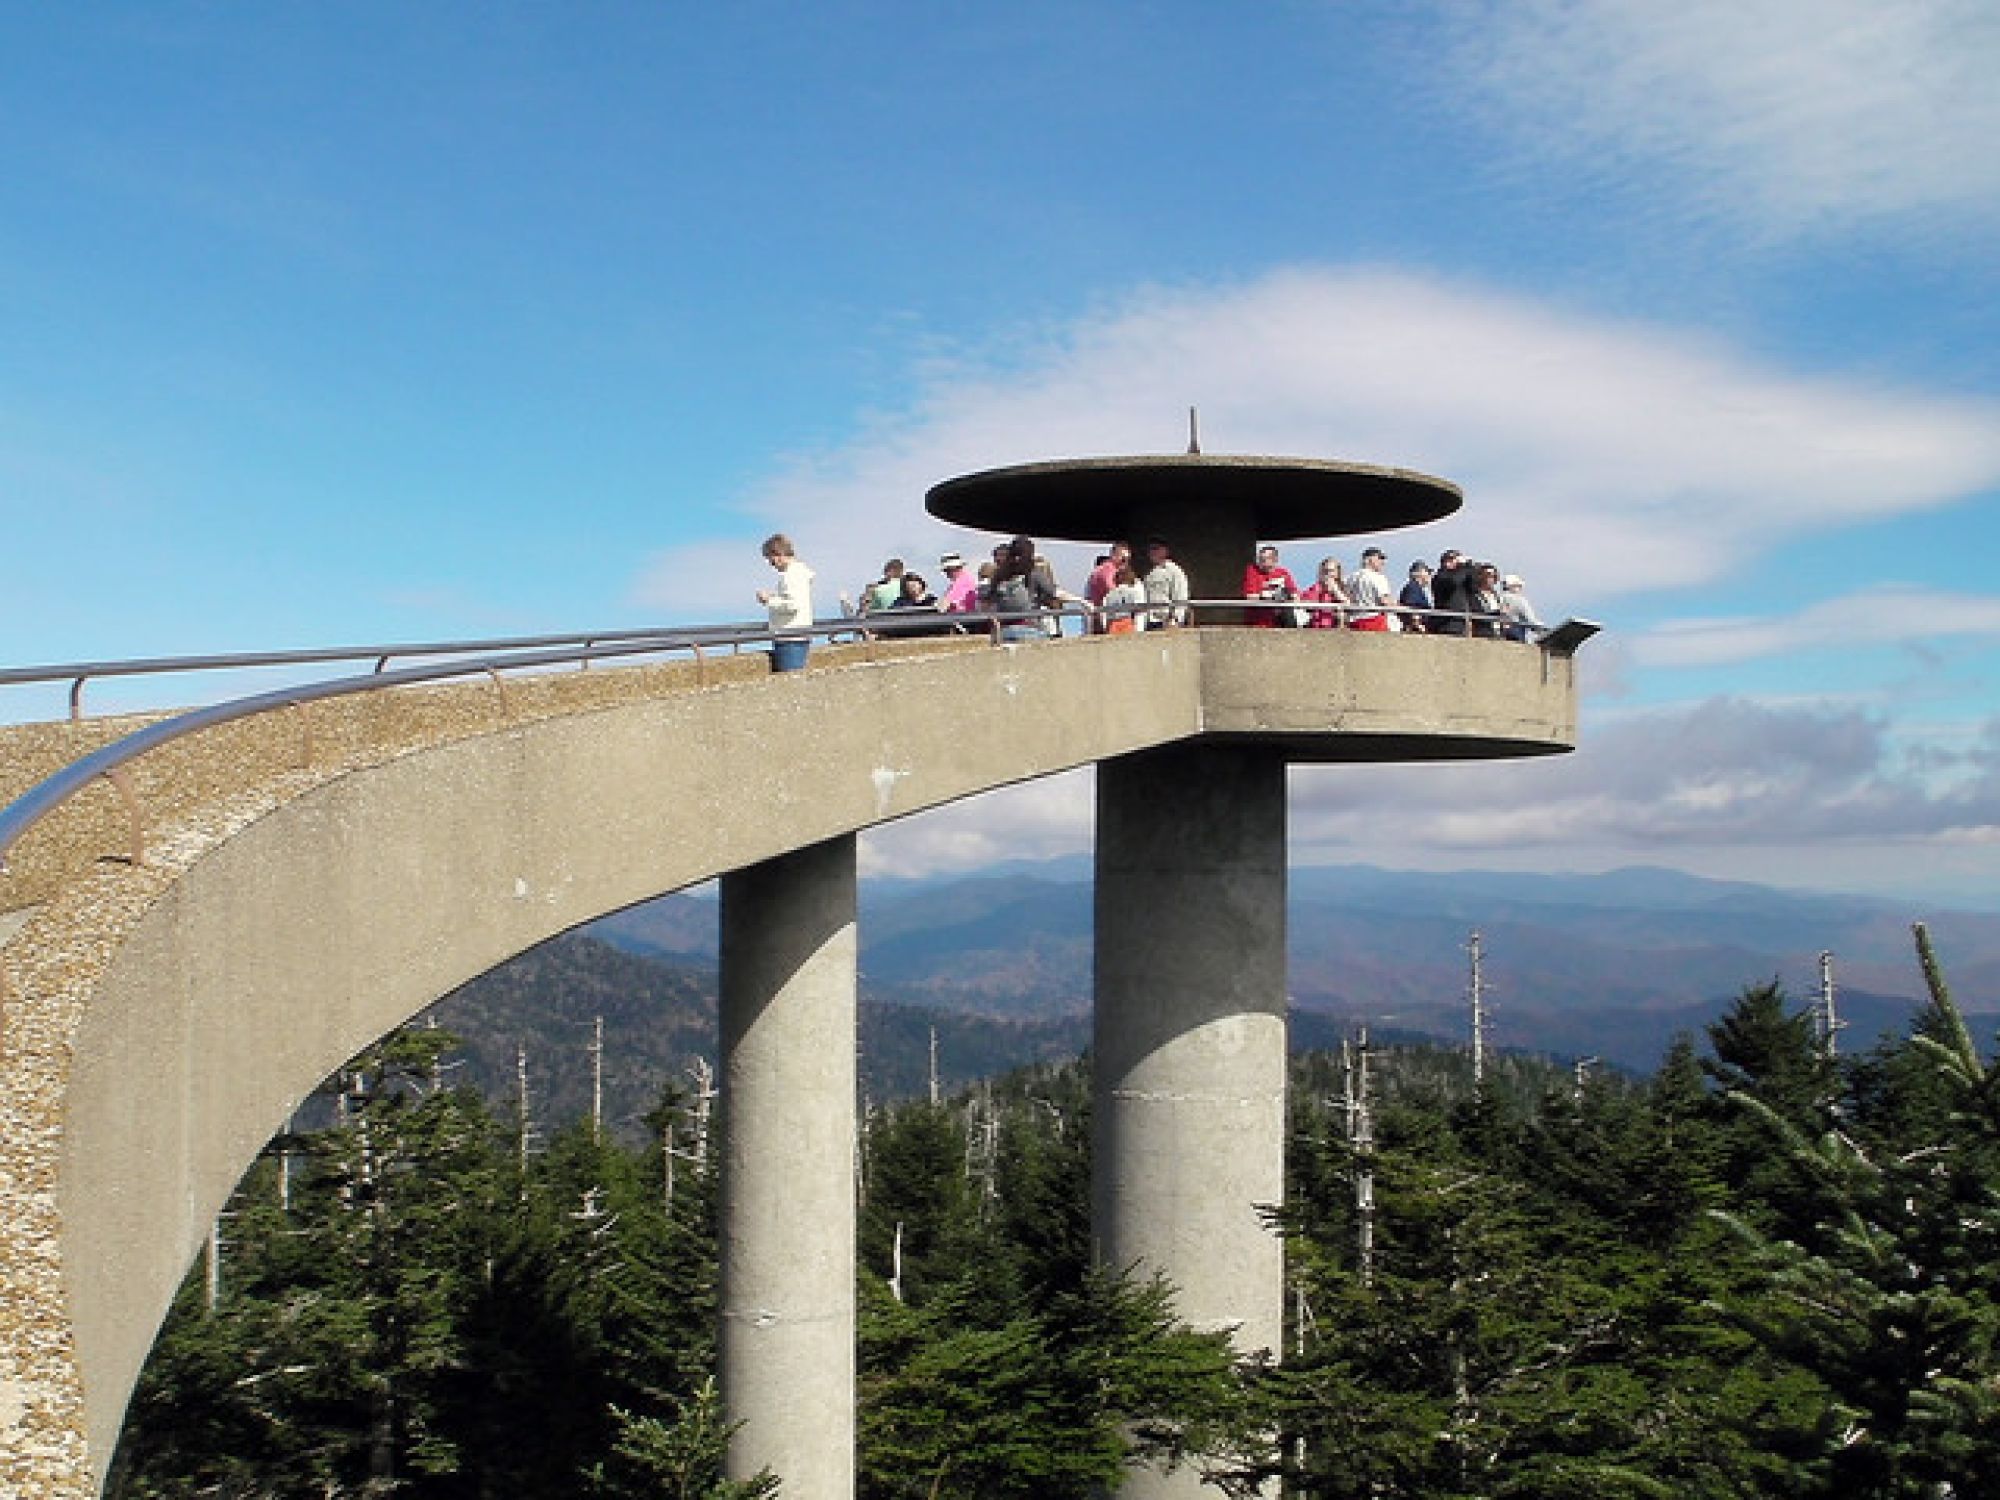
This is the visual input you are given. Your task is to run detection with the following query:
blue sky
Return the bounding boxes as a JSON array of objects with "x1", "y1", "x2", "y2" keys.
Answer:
[{"x1": 4, "y1": 3, "x2": 1998, "y2": 903}]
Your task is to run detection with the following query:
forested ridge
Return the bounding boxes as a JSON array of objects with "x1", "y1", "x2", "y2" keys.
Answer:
[
  {"x1": 113, "y1": 927, "x2": 2000, "y2": 1497},
  {"x1": 424, "y1": 932, "x2": 1093, "y2": 1138}
]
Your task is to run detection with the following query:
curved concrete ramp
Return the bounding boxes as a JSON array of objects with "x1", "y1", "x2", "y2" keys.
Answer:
[{"x1": 0, "y1": 628, "x2": 1577, "y2": 1496}]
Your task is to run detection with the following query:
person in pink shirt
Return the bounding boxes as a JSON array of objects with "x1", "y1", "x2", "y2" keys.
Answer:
[
  {"x1": 938, "y1": 551, "x2": 980, "y2": 614},
  {"x1": 1084, "y1": 541, "x2": 1131, "y2": 632},
  {"x1": 1299, "y1": 557, "x2": 1349, "y2": 629}
]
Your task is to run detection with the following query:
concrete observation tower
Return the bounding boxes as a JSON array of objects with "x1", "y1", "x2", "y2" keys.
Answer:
[
  {"x1": 718, "y1": 447, "x2": 1586, "y2": 1500},
  {"x1": 0, "y1": 437, "x2": 1591, "y2": 1499}
]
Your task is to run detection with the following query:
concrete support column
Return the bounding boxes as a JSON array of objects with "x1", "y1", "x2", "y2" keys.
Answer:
[
  {"x1": 1094, "y1": 744, "x2": 1287, "y2": 1497},
  {"x1": 719, "y1": 834, "x2": 858, "y2": 1500},
  {"x1": 1123, "y1": 499, "x2": 1256, "y2": 626}
]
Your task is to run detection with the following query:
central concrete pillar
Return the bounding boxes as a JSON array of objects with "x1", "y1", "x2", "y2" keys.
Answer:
[
  {"x1": 1122, "y1": 496, "x2": 1257, "y2": 620},
  {"x1": 719, "y1": 835, "x2": 858, "y2": 1500},
  {"x1": 1094, "y1": 744, "x2": 1287, "y2": 1498}
]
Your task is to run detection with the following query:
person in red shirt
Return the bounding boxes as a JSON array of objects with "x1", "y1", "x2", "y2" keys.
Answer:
[
  {"x1": 1085, "y1": 541, "x2": 1131, "y2": 633},
  {"x1": 1241, "y1": 544, "x2": 1300, "y2": 627}
]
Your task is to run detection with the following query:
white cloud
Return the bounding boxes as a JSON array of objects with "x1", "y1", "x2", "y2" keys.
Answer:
[
  {"x1": 834, "y1": 699, "x2": 2000, "y2": 901},
  {"x1": 1447, "y1": 0, "x2": 2000, "y2": 236},
  {"x1": 858, "y1": 768, "x2": 1095, "y2": 878},
  {"x1": 1289, "y1": 698, "x2": 2000, "y2": 854},
  {"x1": 629, "y1": 537, "x2": 773, "y2": 626},
  {"x1": 1635, "y1": 586, "x2": 2000, "y2": 668},
  {"x1": 629, "y1": 267, "x2": 2000, "y2": 621}
]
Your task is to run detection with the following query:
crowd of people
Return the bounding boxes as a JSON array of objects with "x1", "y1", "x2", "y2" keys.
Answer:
[
  {"x1": 1237, "y1": 543, "x2": 1546, "y2": 641},
  {"x1": 756, "y1": 531, "x2": 1546, "y2": 671}
]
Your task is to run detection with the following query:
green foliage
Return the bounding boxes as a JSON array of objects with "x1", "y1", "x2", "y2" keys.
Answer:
[
  {"x1": 1271, "y1": 1008, "x2": 1992, "y2": 1500},
  {"x1": 856, "y1": 1068, "x2": 1262, "y2": 1499},
  {"x1": 116, "y1": 1029, "x2": 504, "y2": 1495},
  {"x1": 115, "y1": 1039, "x2": 1261, "y2": 1500},
  {"x1": 859, "y1": 1267, "x2": 1250, "y2": 1500},
  {"x1": 115, "y1": 935, "x2": 2000, "y2": 1500},
  {"x1": 1703, "y1": 927, "x2": 2000, "y2": 1496},
  {"x1": 860, "y1": 1100, "x2": 987, "y2": 1304},
  {"x1": 113, "y1": 1037, "x2": 733, "y2": 1499},
  {"x1": 589, "y1": 1382, "x2": 776, "y2": 1500}
]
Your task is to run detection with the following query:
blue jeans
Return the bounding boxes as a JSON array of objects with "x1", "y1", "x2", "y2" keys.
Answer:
[{"x1": 770, "y1": 638, "x2": 810, "y2": 673}]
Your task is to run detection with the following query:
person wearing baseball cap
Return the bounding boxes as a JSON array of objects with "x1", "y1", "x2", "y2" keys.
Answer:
[
  {"x1": 1347, "y1": 546, "x2": 1396, "y2": 631},
  {"x1": 1431, "y1": 549, "x2": 1472, "y2": 635}
]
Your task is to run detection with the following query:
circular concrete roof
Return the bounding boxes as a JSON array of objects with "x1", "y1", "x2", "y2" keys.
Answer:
[{"x1": 925, "y1": 454, "x2": 1462, "y2": 542}]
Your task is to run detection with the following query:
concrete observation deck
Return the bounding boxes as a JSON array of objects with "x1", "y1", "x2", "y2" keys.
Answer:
[{"x1": 0, "y1": 451, "x2": 1588, "y2": 1500}]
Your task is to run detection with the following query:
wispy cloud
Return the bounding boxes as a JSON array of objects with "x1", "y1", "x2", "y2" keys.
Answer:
[
  {"x1": 857, "y1": 770, "x2": 1095, "y2": 879},
  {"x1": 1291, "y1": 698, "x2": 2000, "y2": 854},
  {"x1": 1635, "y1": 587, "x2": 2000, "y2": 668},
  {"x1": 630, "y1": 266, "x2": 2000, "y2": 619},
  {"x1": 1446, "y1": 0, "x2": 2000, "y2": 237},
  {"x1": 845, "y1": 699, "x2": 2000, "y2": 900}
]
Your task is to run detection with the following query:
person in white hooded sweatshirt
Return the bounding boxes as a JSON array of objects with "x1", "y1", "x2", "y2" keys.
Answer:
[{"x1": 756, "y1": 532, "x2": 816, "y2": 671}]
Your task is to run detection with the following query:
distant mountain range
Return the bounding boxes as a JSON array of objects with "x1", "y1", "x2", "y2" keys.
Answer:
[
  {"x1": 589, "y1": 863, "x2": 2000, "y2": 1072},
  {"x1": 423, "y1": 929, "x2": 1438, "y2": 1144},
  {"x1": 412, "y1": 864, "x2": 1998, "y2": 1140},
  {"x1": 424, "y1": 934, "x2": 1095, "y2": 1142}
]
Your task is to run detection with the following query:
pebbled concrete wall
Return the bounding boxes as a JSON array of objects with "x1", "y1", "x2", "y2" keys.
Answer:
[{"x1": 0, "y1": 628, "x2": 1578, "y2": 1496}]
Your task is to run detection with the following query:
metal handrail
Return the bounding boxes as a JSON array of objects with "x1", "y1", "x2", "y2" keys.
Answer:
[
  {"x1": 0, "y1": 618, "x2": 858, "y2": 874},
  {"x1": 1093, "y1": 596, "x2": 1566, "y2": 639},
  {"x1": 0, "y1": 596, "x2": 1547, "y2": 696},
  {"x1": 0, "y1": 601, "x2": 1595, "y2": 878},
  {"x1": 0, "y1": 624, "x2": 785, "y2": 718},
  {"x1": 0, "y1": 626, "x2": 721, "y2": 687}
]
